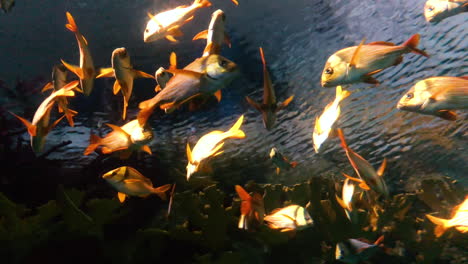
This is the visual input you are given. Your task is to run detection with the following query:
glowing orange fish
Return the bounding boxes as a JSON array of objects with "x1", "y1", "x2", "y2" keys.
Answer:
[
  {"x1": 336, "y1": 178, "x2": 356, "y2": 222},
  {"x1": 264, "y1": 205, "x2": 313, "y2": 232},
  {"x1": 193, "y1": 9, "x2": 231, "y2": 57},
  {"x1": 426, "y1": 195, "x2": 468, "y2": 237},
  {"x1": 235, "y1": 185, "x2": 265, "y2": 230}
]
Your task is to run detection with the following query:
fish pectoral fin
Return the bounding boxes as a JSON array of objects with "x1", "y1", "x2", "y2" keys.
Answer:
[
  {"x1": 165, "y1": 35, "x2": 179, "y2": 43},
  {"x1": 377, "y1": 158, "x2": 387, "y2": 177},
  {"x1": 276, "y1": 95, "x2": 294, "y2": 112},
  {"x1": 363, "y1": 75, "x2": 380, "y2": 85},
  {"x1": 132, "y1": 69, "x2": 155, "y2": 79},
  {"x1": 169, "y1": 52, "x2": 177, "y2": 70},
  {"x1": 105, "y1": 123, "x2": 130, "y2": 137},
  {"x1": 118, "y1": 192, "x2": 127, "y2": 203},
  {"x1": 208, "y1": 142, "x2": 225, "y2": 157},
  {"x1": 10, "y1": 112, "x2": 36, "y2": 137},
  {"x1": 349, "y1": 37, "x2": 366, "y2": 68},
  {"x1": 96, "y1": 67, "x2": 114, "y2": 78},
  {"x1": 141, "y1": 145, "x2": 152, "y2": 155},
  {"x1": 192, "y1": 29, "x2": 208, "y2": 40},
  {"x1": 154, "y1": 85, "x2": 162, "y2": 92},
  {"x1": 245, "y1": 96, "x2": 262, "y2": 112},
  {"x1": 184, "y1": 16, "x2": 195, "y2": 23},
  {"x1": 359, "y1": 182, "x2": 371, "y2": 191},
  {"x1": 61, "y1": 59, "x2": 84, "y2": 79},
  {"x1": 335, "y1": 194, "x2": 347, "y2": 210},
  {"x1": 41, "y1": 82, "x2": 54, "y2": 92},
  {"x1": 47, "y1": 115, "x2": 66, "y2": 134},
  {"x1": 214, "y1": 90, "x2": 222, "y2": 102},
  {"x1": 160, "y1": 101, "x2": 176, "y2": 110},
  {"x1": 436, "y1": 110, "x2": 457, "y2": 121},
  {"x1": 113, "y1": 80, "x2": 121, "y2": 95},
  {"x1": 231, "y1": 0, "x2": 239, "y2": 5}
]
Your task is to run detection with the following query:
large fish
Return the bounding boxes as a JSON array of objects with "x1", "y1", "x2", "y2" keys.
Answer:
[
  {"x1": 235, "y1": 185, "x2": 265, "y2": 231},
  {"x1": 186, "y1": 115, "x2": 245, "y2": 180},
  {"x1": 144, "y1": 0, "x2": 212, "y2": 43},
  {"x1": 264, "y1": 204, "x2": 314, "y2": 232},
  {"x1": 396, "y1": 76, "x2": 468, "y2": 121},
  {"x1": 41, "y1": 65, "x2": 79, "y2": 127},
  {"x1": 96, "y1": 48, "x2": 154, "y2": 120},
  {"x1": 424, "y1": 0, "x2": 468, "y2": 23},
  {"x1": 337, "y1": 128, "x2": 389, "y2": 198},
  {"x1": 102, "y1": 166, "x2": 172, "y2": 203},
  {"x1": 313, "y1": 85, "x2": 350, "y2": 153},
  {"x1": 426, "y1": 195, "x2": 468, "y2": 237},
  {"x1": 61, "y1": 12, "x2": 98, "y2": 96},
  {"x1": 335, "y1": 178, "x2": 357, "y2": 223},
  {"x1": 10, "y1": 82, "x2": 78, "y2": 153},
  {"x1": 137, "y1": 54, "x2": 238, "y2": 125},
  {"x1": 84, "y1": 119, "x2": 153, "y2": 159},
  {"x1": 245, "y1": 47, "x2": 294, "y2": 130},
  {"x1": 321, "y1": 34, "x2": 429, "y2": 87},
  {"x1": 193, "y1": 9, "x2": 231, "y2": 57}
]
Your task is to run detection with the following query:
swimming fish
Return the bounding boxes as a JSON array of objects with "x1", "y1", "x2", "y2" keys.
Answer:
[
  {"x1": 235, "y1": 185, "x2": 265, "y2": 230},
  {"x1": 426, "y1": 195, "x2": 468, "y2": 237},
  {"x1": 155, "y1": 67, "x2": 172, "y2": 92},
  {"x1": 396, "y1": 76, "x2": 468, "y2": 121},
  {"x1": 335, "y1": 236, "x2": 385, "y2": 264},
  {"x1": 186, "y1": 115, "x2": 245, "y2": 180},
  {"x1": 84, "y1": 119, "x2": 153, "y2": 159},
  {"x1": 10, "y1": 82, "x2": 78, "y2": 153},
  {"x1": 193, "y1": 9, "x2": 231, "y2": 57},
  {"x1": 96, "y1": 47, "x2": 154, "y2": 120},
  {"x1": 61, "y1": 12, "x2": 98, "y2": 96},
  {"x1": 424, "y1": 0, "x2": 468, "y2": 23},
  {"x1": 0, "y1": 0, "x2": 15, "y2": 13},
  {"x1": 41, "y1": 64, "x2": 79, "y2": 127},
  {"x1": 245, "y1": 47, "x2": 294, "y2": 130},
  {"x1": 144, "y1": 0, "x2": 212, "y2": 43},
  {"x1": 269, "y1": 147, "x2": 297, "y2": 175},
  {"x1": 264, "y1": 204, "x2": 314, "y2": 232},
  {"x1": 335, "y1": 178, "x2": 356, "y2": 222},
  {"x1": 102, "y1": 166, "x2": 172, "y2": 203},
  {"x1": 337, "y1": 128, "x2": 389, "y2": 198},
  {"x1": 321, "y1": 34, "x2": 429, "y2": 87},
  {"x1": 313, "y1": 85, "x2": 350, "y2": 153},
  {"x1": 137, "y1": 54, "x2": 238, "y2": 125}
]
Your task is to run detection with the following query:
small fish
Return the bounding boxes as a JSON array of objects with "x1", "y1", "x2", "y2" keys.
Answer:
[
  {"x1": 313, "y1": 85, "x2": 350, "y2": 153},
  {"x1": 396, "y1": 76, "x2": 468, "y2": 121},
  {"x1": 10, "y1": 82, "x2": 78, "y2": 153},
  {"x1": 246, "y1": 47, "x2": 294, "y2": 130},
  {"x1": 41, "y1": 65, "x2": 79, "y2": 127},
  {"x1": 336, "y1": 178, "x2": 356, "y2": 222},
  {"x1": 426, "y1": 195, "x2": 468, "y2": 237},
  {"x1": 186, "y1": 115, "x2": 245, "y2": 180},
  {"x1": 144, "y1": 0, "x2": 212, "y2": 43},
  {"x1": 235, "y1": 185, "x2": 265, "y2": 230},
  {"x1": 193, "y1": 9, "x2": 231, "y2": 57},
  {"x1": 337, "y1": 128, "x2": 389, "y2": 198},
  {"x1": 84, "y1": 119, "x2": 153, "y2": 159},
  {"x1": 0, "y1": 0, "x2": 15, "y2": 13},
  {"x1": 424, "y1": 0, "x2": 468, "y2": 23},
  {"x1": 264, "y1": 204, "x2": 314, "y2": 232},
  {"x1": 321, "y1": 34, "x2": 429, "y2": 87},
  {"x1": 137, "y1": 54, "x2": 238, "y2": 125},
  {"x1": 336, "y1": 236, "x2": 385, "y2": 264},
  {"x1": 155, "y1": 67, "x2": 172, "y2": 92},
  {"x1": 96, "y1": 47, "x2": 154, "y2": 120},
  {"x1": 102, "y1": 166, "x2": 172, "y2": 203},
  {"x1": 269, "y1": 147, "x2": 297, "y2": 175},
  {"x1": 61, "y1": 12, "x2": 98, "y2": 96}
]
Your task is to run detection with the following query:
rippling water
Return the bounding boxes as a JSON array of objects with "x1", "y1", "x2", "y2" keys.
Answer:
[{"x1": 1, "y1": 0, "x2": 467, "y2": 194}]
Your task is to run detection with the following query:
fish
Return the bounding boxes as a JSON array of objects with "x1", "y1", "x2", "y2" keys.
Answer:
[
  {"x1": 0, "y1": 0, "x2": 15, "y2": 13},
  {"x1": 335, "y1": 236, "x2": 385, "y2": 264},
  {"x1": 337, "y1": 128, "x2": 389, "y2": 198},
  {"x1": 186, "y1": 115, "x2": 245, "y2": 180},
  {"x1": 313, "y1": 85, "x2": 350, "y2": 153},
  {"x1": 245, "y1": 47, "x2": 294, "y2": 130},
  {"x1": 264, "y1": 204, "x2": 314, "y2": 232},
  {"x1": 269, "y1": 147, "x2": 297, "y2": 175},
  {"x1": 144, "y1": 0, "x2": 212, "y2": 43},
  {"x1": 426, "y1": 195, "x2": 468, "y2": 237},
  {"x1": 235, "y1": 185, "x2": 265, "y2": 230},
  {"x1": 137, "y1": 54, "x2": 239, "y2": 125},
  {"x1": 41, "y1": 65, "x2": 79, "y2": 127},
  {"x1": 61, "y1": 12, "x2": 99, "y2": 96},
  {"x1": 424, "y1": 0, "x2": 468, "y2": 23},
  {"x1": 335, "y1": 178, "x2": 356, "y2": 222},
  {"x1": 10, "y1": 82, "x2": 78, "y2": 153},
  {"x1": 321, "y1": 34, "x2": 429, "y2": 87},
  {"x1": 96, "y1": 47, "x2": 154, "y2": 120},
  {"x1": 155, "y1": 67, "x2": 172, "y2": 92},
  {"x1": 193, "y1": 9, "x2": 231, "y2": 57},
  {"x1": 84, "y1": 119, "x2": 153, "y2": 159},
  {"x1": 396, "y1": 76, "x2": 468, "y2": 121},
  {"x1": 102, "y1": 166, "x2": 172, "y2": 203}
]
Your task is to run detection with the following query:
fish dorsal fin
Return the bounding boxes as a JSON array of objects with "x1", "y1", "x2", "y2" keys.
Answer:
[
  {"x1": 61, "y1": 59, "x2": 84, "y2": 79},
  {"x1": 65, "y1": 12, "x2": 78, "y2": 33},
  {"x1": 113, "y1": 81, "x2": 121, "y2": 95},
  {"x1": 235, "y1": 185, "x2": 251, "y2": 201},
  {"x1": 349, "y1": 38, "x2": 366, "y2": 68},
  {"x1": 193, "y1": 29, "x2": 208, "y2": 40},
  {"x1": 105, "y1": 123, "x2": 130, "y2": 136},
  {"x1": 436, "y1": 110, "x2": 457, "y2": 121},
  {"x1": 276, "y1": 95, "x2": 294, "y2": 112},
  {"x1": 169, "y1": 52, "x2": 177, "y2": 70},
  {"x1": 377, "y1": 158, "x2": 387, "y2": 177},
  {"x1": 186, "y1": 143, "x2": 193, "y2": 164},
  {"x1": 132, "y1": 69, "x2": 154, "y2": 79},
  {"x1": 118, "y1": 192, "x2": 127, "y2": 203},
  {"x1": 141, "y1": 145, "x2": 152, "y2": 155},
  {"x1": 367, "y1": 41, "x2": 395, "y2": 46},
  {"x1": 96, "y1": 67, "x2": 114, "y2": 78},
  {"x1": 10, "y1": 112, "x2": 36, "y2": 137}
]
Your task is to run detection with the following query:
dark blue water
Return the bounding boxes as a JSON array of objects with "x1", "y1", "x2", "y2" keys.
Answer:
[{"x1": 0, "y1": 0, "x2": 467, "y2": 195}]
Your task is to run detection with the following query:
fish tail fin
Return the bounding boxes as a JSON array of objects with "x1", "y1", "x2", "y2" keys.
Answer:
[
  {"x1": 402, "y1": 34, "x2": 429, "y2": 58},
  {"x1": 336, "y1": 85, "x2": 351, "y2": 102},
  {"x1": 226, "y1": 115, "x2": 245, "y2": 139},
  {"x1": 426, "y1": 214, "x2": 449, "y2": 237},
  {"x1": 83, "y1": 134, "x2": 101, "y2": 155},
  {"x1": 153, "y1": 184, "x2": 172, "y2": 200},
  {"x1": 10, "y1": 111, "x2": 36, "y2": 137},
  {"x1": 137, "y1": 106, "x2": 154, "y2": 127},
  {"x1": 65, "y1": 12, "x2": 79, "y2": 33},
  {"x1": 194, "y1": 0, "x2": 211, "y2": 8}
]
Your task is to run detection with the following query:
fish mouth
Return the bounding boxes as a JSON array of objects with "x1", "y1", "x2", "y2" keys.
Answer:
[{"x1": 321, "y1": 80, "x2": 332, "y2": 87}]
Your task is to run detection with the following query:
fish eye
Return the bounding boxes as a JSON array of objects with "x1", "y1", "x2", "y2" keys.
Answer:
[
  {"x1": 145, "y1": 29, "x2": 149, "y2": 33},
  {"x1": 427, "y1": 6, "x2": 434, "y2": 12},
  {"x1": 219, "y1": 59, "x2": 228, "y2": 68},
  {"x1": 324, "y1": 67, "x2": 333, "y2": 75},
  {"x1": 406, "y1": 93, "x2": 414, "y2": 100}
]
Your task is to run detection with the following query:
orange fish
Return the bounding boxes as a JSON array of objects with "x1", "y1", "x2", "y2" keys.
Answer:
[
  {"x1": 235, "y1": 185, "x2": 265, "y2": 230},
  {"x1": 193, "y1": 9, "x2": 231, "y2": 57},
  {"x1": 426, "y1": 195, "x2": 468, "y2": 237}
]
